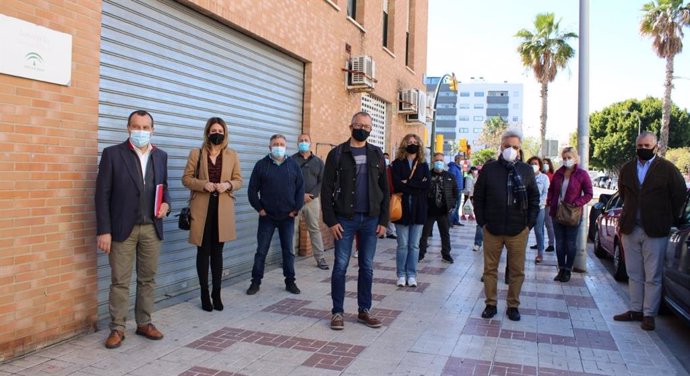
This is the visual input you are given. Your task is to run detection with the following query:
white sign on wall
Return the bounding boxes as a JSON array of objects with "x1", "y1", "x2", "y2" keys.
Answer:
[{"x1": 0, "y1": 14, "x2": 72, "y2": 86}]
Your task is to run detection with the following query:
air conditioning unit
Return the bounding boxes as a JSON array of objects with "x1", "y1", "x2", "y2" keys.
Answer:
[
  {"x1": 405, "y1": 90, "x2": 428, "y2": 124},
  {"x1": 345, "y1": 55, "x2": 376, "y2": 89},
  {"x1": 398, "y1": 89, "x2": 419, "y2": 114}
]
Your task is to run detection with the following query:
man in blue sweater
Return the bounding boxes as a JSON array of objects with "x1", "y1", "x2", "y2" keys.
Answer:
[
  {"x1": 247, "y1": 134, "x2": 305, "y2": 295},
  {"x1": 447, "y1": 155, "x2": 465, "y2": 226}
]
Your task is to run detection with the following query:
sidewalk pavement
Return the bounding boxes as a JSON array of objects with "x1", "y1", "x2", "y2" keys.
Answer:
[{"x1": 1, "y1": 221, "x2": 687, "y2": 376}]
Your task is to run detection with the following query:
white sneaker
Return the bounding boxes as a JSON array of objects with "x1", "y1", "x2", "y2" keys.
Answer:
[
  {"x1": 353, "y1": 250, "x2": 358, "y2": 258},
  {"x1": 396, "y1": 277, "x2": 406, "y2": 287},
  {"x1": 472, "y1": 245, "x2": 481, "y2": 252},
  {"x1": 407, "y1": 277, "x2": 417, "y2": 287}
]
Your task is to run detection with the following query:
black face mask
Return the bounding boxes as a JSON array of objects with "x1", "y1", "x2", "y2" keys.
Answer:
[
  {"x1": 636, "y1": 147, "x2": 655, "y2": 161},
  {"x1": 209, "y1": 133, "x2": 225, "y2": 145},
  {"x1": 352, "y1": 128, "x2": 370, "y2": 142},
  {"x1": 405, "y1": 144, "x2": 420, "y2": 154}
]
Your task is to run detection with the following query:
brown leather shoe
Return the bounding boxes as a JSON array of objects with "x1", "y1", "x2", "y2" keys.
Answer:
[
  {"x1": 613, "y1": 310, "x2": 643, "y2": 322},
  {"x1": 641, "y1": 316, "x2": 655, "y2": 331},
  {"x1": 135, "y1": 323, "x2": 164, "y2": 340},
  {"x1": 330, "y1": 313, "x2": 344, "y2": 330},
  {"x1": 105, "y1": 330, "x2": 124, "y2": 349},
  {"x1": 357, "y1": 310, "x2": 382, "y2": 328}
]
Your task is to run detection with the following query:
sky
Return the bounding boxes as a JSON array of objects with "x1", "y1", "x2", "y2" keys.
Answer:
[{"x1": 426, "y1": 0, "x2": 690, "y2": 143}]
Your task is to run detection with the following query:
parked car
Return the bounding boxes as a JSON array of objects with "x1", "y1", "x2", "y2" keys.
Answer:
[
  {"x1": 606, "y1": 176, "x2": 618, "y2": 190},
  {"x1": 588, "y1": 193, "x2": 612, "y2": 242},
  {"x1": 663, "y1": 189, "x2": 690, "y2": 326},
  {"x1": 594, "y1": 191, "x2": 628, "y2": 281},
  {"x1": 593, "y1": 175, "x2": 610, "y2": 188}
]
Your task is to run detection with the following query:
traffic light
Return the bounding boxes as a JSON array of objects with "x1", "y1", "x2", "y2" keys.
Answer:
[
  {"x1": 459, "y1": 138, "x2": 468, "y2": 153},
  {"x1": 435, "y1": 134, "x2": 444, "y2": 153},
  {"x1": 448, "y1": 72, "x2": 458, "y2": 92}
]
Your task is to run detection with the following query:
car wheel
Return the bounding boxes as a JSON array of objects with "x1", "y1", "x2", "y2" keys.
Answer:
[
  {"x1": 594, "y1": 230, "x2": 607, "y2": 258},
  {"x1": 613, "y1": 241, "x2": 628, "y2": 282}
]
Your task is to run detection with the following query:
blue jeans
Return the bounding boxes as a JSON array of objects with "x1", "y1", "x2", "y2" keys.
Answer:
[
  {"x1": 474, "y1": 223, "x2": 483, "y2": 246},
  {"x1": 535, "y1": 208, "x2": 546, "y2": 257},
  {"x1": 251, "y1": 215, "x2": 296, "y2": 284},
  {"x1": 395, "y1": 224, "x2": 424, "y2": 278},
  {"x1": 552, "y1": 219, "x2": 579, "y2": 270},
  {"x1": 331, "y1": 214, "x2": 378, "y2": 314}
]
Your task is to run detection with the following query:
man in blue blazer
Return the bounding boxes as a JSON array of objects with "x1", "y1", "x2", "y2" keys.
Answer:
[{"x1": 95, "y1": 110, "x2": 171, "y2": 349}]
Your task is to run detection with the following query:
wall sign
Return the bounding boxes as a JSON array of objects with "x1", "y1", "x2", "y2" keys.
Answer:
[{"x1": 0, "y1": 14, "x2": 72, "y2": 86}]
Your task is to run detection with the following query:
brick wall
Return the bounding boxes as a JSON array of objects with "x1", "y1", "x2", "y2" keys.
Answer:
[{"x1": 0, "y1": 1, "x2": 102, "y2": 360}]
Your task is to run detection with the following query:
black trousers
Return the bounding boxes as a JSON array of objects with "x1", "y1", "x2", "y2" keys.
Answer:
[
  {"x1": 419, "y1": 212, "x2": 451, "y2": 259},
  {"x1": 197, "y1": 194, "x2": 224, "y2": 292}
]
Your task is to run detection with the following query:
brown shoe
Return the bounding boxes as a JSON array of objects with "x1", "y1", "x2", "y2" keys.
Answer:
[
  {"x1": 105, "y1": 330, "x2": 124, "y2": 349},
  {"x1": 135, "y1": 323, "x2": 164, "y2": 340},
  {"x1": 357, "y1": 310, "x2": 382, "y2": 328},
  {"x1": 330, "y1": 313, "x2": 344, "y2": 330},
  {"x1": 641, "y1": 316, "x2": 655, "y2": 331},
  {"x1": 613, "y1": 311, "x2": 643, "y2": 322}
]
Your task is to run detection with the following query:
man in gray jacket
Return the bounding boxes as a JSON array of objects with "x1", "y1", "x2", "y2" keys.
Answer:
[{"x1": 292, "y1": 134, "x2": 329, "y2": 270}]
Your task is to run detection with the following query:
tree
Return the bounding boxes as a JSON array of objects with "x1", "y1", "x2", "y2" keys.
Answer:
[
  {"x1": 640, "y1": 0, "x2": 690, "y2": 156},
  {"x1": 471, "y1": 148, "x2": 497, "y2": 166},
  {"x1": 478, "y1": 116, "x2": 509, "y2": 150},
  {"x1": 521, "y1": 136, "x2": 541, "y2": 161},
  {"x1": 589, "y1": 97, "x2": 690, "y2": 173},
  {"x1": 666, "y1": 147, "x2": 690, "y2": 173},
  {"x1": 569, "y1": 131, "x2": 578, "y2": 149},
  {"x1": 516, "y1": 13, "x2": 578, "y2": 156}
]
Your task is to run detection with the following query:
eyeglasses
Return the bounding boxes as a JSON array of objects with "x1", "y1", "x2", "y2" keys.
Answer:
[{"x1": 351, "y1": 123, "x2": 372, "y2": 131}]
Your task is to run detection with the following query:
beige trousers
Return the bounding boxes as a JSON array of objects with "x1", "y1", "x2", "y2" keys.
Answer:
[{"x1": 483, "y1": 227, "x2": 528, "y2": 308}]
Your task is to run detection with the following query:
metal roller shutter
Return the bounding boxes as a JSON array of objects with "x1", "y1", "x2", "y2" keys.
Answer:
[{"x1": 97, "y1": 0, "x2": 304, "y2": 318}]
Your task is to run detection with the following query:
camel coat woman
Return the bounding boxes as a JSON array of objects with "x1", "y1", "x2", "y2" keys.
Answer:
[{"x1": 182, "y1": 147, "x2": 242, "y2": 246}]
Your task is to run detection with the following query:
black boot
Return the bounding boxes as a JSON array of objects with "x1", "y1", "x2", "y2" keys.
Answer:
[
  {"x1": 211, "y1": 287, "x2": 223, "y2": 311},
  {"x1": 561, "y1": 270, "x2": 571, "y2": 282},
  {"x1": 200, "y1": 289, "x2": 212, "y2": 312},
  {"x1": 554, "y1": 269, "x2": 564, "y2": 282}
]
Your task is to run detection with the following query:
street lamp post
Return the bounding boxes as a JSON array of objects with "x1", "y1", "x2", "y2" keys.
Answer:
[{"x1": 429, "y1": 73, "x2": 457, "y2": 155}]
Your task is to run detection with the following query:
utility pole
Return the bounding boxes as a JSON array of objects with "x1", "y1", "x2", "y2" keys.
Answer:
[
  {"x1": 574, "y1": 0, "x2": 590, "y2": 273},
  {"x1": 429, "y1": 73, "x2": 458, "y2": 155}
]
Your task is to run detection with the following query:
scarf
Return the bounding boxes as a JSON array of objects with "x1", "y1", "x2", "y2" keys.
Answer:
[{"x1": 501, "y1": 158, "x2": 528, "y2": 211}]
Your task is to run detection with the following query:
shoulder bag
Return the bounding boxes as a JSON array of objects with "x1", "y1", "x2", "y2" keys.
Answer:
[{"x1": 177, "y1": 148, "x2": 201, "y2": 230}]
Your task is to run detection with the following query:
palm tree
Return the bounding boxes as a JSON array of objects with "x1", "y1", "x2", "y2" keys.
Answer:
[
  {"x1": 478, "y1": 116, "x2": 509, "y2": 151},
  {"x1": 640, "y1": 0, "x2": 690, "y2": 156},
  {"x1": 516, "y1": 13, "x2": 578, "y2": 156}
]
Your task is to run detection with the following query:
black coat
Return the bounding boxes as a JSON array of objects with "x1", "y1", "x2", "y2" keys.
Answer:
[
  {"x1": 95, "y1": 141, "x2": 171, "y2": 242},
  {"x1": 391, "y1": 158, "x2": 431, "y2": 225},
  {"x1": 473, "y1": 158, "x2": 539, "y2": 236},
  {"x1": 428, "y1": 169, "x2": 459, "y2": 214},
  {"x1": 321, "y1": 141, "x2": 389, "y2": 227}
]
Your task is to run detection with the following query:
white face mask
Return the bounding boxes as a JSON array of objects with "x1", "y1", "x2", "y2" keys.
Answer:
[
  {"x1": 532, "y1": 165, "x2": 539, "y2": 174},
  {"x1": 502, "y1": 147, "x2": 518, "y2": 162},
  {"x1": 564, "y1": 159, "x2": 575, "y2": 168}
]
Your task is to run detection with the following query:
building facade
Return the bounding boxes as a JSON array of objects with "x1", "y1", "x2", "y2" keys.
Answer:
[
  {"x1": 0, "y1": 0, "x2": 428, "y2": 360},
  {"x1": 425, "y1": 78, "x2": 523, "y2": 156}
]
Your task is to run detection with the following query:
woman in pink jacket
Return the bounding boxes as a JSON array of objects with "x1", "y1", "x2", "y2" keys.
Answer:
[{"x1": 546, "y1": 147, "x2": 593, "y2": 283}]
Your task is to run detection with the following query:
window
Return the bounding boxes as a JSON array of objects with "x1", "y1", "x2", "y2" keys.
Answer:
[
  {"x1": 458, "y1": 128, "x2": 469, "y2": 133},
  {"x1": 436, "y1": 115, "x2": 455, "y2": 121},
  {"x1": 473, "y1": 103, "x2": 484, "y2": 109},
  {"x1": 513, "y1": 103, "x2": 520, "y2": 109},
  {"x1": 347, "y1": 0, "x2": 364, "y2": 24},
  {"x1": 382, "y1": 0, "x2": 394, "y2": 50},
  {"x1": 512, "y1": 116, "x2": 519, "y2": 122},
  {"x1": 437, "y1": 103, "x2": 456, "y2": 109},
  {"x1": 513, "y1": 91, "x2": 520, "y2": 97},
  {"x1": 488, "y1": 91, "x2": 507, "y2": 97},
  {"x1": 458, "y1": 115, "x2": 469, "y2": 121},
  {"x1": 361, "y1": 93, "x2": 386, "y2": 149},
  {"x1": 474, "y1": 92, "x2": 485, "y2": 97},
  {"x1": 458, "y1": 103, "x2": 470, "y2": 109},
  {"x1": 487, "y1": 103, "x2": 509, "y2": 109},
  {"x1": 474, "y1": 128, "x2": 483, "y2": 133},
  {"x1": 459, "y1": 92, "x2": 470, "y2": 97},
  {"x1": 405, "y1": 0, "x2": 416, "y2": 68},
  {"x1": 473, "y1": 115, "x2": 484, "y2": 121}
]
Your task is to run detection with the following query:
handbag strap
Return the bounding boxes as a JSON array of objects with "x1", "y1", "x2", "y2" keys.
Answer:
[{"x1": 408, "y1": 161, "x2": 418, "y2": 180}]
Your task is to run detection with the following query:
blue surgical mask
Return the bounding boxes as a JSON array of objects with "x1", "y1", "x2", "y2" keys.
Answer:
[
  {"x1": 130, "y1": 130, "x2": 151, "y2": 148},
  {"x1": 271, "y1": 146, "x2": 286, "y2": 159},
  {"x1": 298, "y1": 142, "x2": 310, "y2": 153},
  {"x1": 433, "y1": 161, "x2": 445, "y2": 171}
]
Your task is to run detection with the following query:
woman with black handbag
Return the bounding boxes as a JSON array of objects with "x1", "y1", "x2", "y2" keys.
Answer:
[
  {"x1": 546, "y1": 147, "x2": 593, "y2": 282},
  {"x1": 182, "y1": 117, "x2": 242, "y2": 311}
]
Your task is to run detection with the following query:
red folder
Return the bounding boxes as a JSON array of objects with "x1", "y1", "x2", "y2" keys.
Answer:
[{"x1": 154, "y1": 184, "x2": 164, "y2": 216}]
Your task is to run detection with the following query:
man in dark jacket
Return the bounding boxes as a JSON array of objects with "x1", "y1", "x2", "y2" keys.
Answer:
[
  {"x1": 95, "y1": 110, "x2": 170, "y2": 349},
  {"x1": 613, "y1": 131, "x2": 687, "y2": 331},
  {"x1": 474, "y1": 129, "x2": 539, "y2": 322},
  {"x1": 321, "y1": 111, "x2": 389, "y2": 331},
  {"x1": 247, "y1": 134, "x2": 304, "y2": 296},
  {"x1": 419, "y1": 152, "x2": 458, "y2": 263}
]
